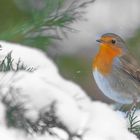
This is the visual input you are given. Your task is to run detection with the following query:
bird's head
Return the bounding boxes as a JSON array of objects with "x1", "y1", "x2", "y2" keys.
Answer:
[
  {"x1": 96, "y1": 33, "x2": 127, "y2": 57},
  {"x1": 93, "y1": 33, "x2": 127, "y2": 75}
]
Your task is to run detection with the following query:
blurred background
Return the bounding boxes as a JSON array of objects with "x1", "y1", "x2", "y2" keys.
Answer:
[{"x1": 1, "y1": 0, "x2": 140, "y2": 104}]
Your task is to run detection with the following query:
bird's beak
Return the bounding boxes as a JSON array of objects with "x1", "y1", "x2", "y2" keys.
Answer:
[
  {"x1": 96, "y1": 39, "x2": 103, "y2": 43},
  {"x1": 96, "y1": 39, "x2": 101, "y2": 43}
]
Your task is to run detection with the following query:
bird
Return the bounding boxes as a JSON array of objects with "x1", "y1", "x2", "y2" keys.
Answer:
[{"x1": 92, "y1": 33, "x2": 140, "y2": 104}]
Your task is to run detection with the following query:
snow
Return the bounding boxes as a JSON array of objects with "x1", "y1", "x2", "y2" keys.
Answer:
[
  {"x1": 0, "y1": 70, "x2": 89, "y2": 133},
  {"x1": 0, "y1": 41, "x2": 89, "y2": 106},
  {"x1": 0, "y1": 102, "x2": 137, "y2": 140},
  {"x1": 0, "y1": 102, "x2": 6, "y2": 126},
  {"x1": 0, "y1": 126, "x2": 62, "y2": 140},
  {"x1": 83, "y1": 102, "x2": 137, "y2": 140},
  {"x1": 0, "y1": 127, "x2": 18, "y2": 140},
  {"x1": 0, "y1": 41, "x2": 138, "y2": 140},
  {"x1": 0, "y1": 41, "x2": 58, "y2": 74}
]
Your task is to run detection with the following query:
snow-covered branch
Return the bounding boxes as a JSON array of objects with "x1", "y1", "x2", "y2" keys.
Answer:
[{"x1": 0, "y1": 41, "x2": 138, "y2": 140}]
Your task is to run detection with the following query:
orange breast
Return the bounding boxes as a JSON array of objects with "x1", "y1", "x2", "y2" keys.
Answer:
[{"x1": 93, "y1": 44, "x2": 122, "y2": 75}]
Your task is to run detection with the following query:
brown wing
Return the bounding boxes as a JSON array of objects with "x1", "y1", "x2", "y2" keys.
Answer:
[{"x1": 119, "y1": 52, "x2": 140, "y2": 82}]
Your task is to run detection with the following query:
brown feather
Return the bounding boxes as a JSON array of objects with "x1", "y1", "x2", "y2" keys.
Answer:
[{"x1": 119, "y1": 53, "x2": 140, "y2": 82}]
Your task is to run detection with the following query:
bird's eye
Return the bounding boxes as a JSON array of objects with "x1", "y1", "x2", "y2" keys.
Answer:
[{"x1": 111, "y1": 39, "x2": 116, "y2": 44}]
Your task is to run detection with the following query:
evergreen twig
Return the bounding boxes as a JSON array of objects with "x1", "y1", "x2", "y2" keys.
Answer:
[
  {"x1": 127, "y1": 106, "x2": 140, "y2": 138},
  {"x1": 0, "y1": 52, "x2": 35, "y2": 72},
  {"x1": 0, "y1": 0, "x2": 95, "y2": 49}
]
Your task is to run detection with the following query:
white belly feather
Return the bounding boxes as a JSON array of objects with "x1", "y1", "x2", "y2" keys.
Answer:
[{"x1": 93, "y1": 69, "x2": 133, "y2": 104}]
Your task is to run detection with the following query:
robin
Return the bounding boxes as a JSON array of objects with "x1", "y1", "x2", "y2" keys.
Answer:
[{"x1": 93, "y1": 33, "x2": 140, "y2": 104}]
